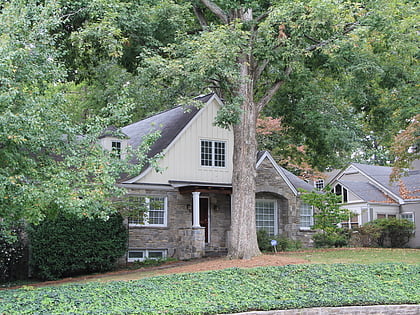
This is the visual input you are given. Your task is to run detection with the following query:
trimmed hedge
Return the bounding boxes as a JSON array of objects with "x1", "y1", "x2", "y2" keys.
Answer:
[
  {"x1": 0, "y1": 263, "x2": 418, "y2": 314},
  {"x1": 28, "y1": 213, "x2": 127, "y2": 280}
]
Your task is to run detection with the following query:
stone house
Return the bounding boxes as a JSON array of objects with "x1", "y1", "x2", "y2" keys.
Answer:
[
  {"x1": 327, "y1": 162, "x2": 420, "y2": 247},
  {"x1": 101, "y1": 93, "x2": 316, "y2": 261}
]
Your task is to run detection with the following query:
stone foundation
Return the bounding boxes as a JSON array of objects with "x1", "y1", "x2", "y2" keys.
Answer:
[{"x1": 177, "y1": 227, "x2": 205, "y2": 260}]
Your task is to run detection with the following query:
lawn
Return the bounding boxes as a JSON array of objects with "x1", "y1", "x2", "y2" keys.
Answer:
[
  {"x1": 284, "y1": 248, "x2": 420, "y2": 264},
  {"x1": 0, "y1": 262, "x2": 419, "y2": 314}
]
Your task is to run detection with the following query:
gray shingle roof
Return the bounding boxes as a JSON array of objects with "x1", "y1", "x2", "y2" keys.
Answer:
[
  {"x1": 351, "y1": 163, "x2": 420, "y2": 201},
  {"x1": 121, "y1": 94, "x2": 213, "y2": 159},
  {"x1": 339, "y1": 180, "x2": 397, "y2": 204},
  {"x1": 282, "y1": 167, "x2": 316, "y2": 192}
]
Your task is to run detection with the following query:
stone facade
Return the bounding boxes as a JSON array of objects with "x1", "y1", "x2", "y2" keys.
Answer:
[
  {"x1": 256, "y1": 159, "x2": 315, "y2": 247},
  {"x1": 125, "y1": 157, "x2": 315, "y2": 262},
  {"x1": 126, "y1": 187, "x2": 232, "y2": 261}
]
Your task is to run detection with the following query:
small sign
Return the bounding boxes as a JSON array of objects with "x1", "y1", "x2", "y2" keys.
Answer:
[{"x1": 271, "y1": 239, "x2": 278, "y2": 246}]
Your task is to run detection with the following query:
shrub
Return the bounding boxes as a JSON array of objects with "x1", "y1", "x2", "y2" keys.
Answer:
[
  {"x1": 0, "y1": 222, "x2": 25, "y2": 282},
  {"x1": 28, "y1": 213, "x2": 127, "y2": 280},
  {"x1": 350, "y1": 224, "x2": 383, "y2": 247},
  {"x1": 257, "y1": 230, "x2": 301, "y2": 252},
  {"x1": 313, "y1": 230, "x2": 350, "y2": 248},
  {"x1": 363, "y1": 218, "x2": 414, "y2": 248}
]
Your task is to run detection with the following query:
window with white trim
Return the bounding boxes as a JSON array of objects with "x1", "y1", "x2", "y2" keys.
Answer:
[
  {"x1": 128, "y1": 196, "x2": 167, "y2": 226},
  {"x1": 376, "y1": 213, "x2": 397, "y2": 219},
  {"x1": 333, "y1": 184, "x2": 348, "y2": 203},
  {"x1": 127, "y1": 249, "x2": 167, "y2": 262},
  {"x1": 315, "y1": 179, "x2": 324, "y2": 190},
  {"x1": 300, "y1": 203, "x2": 313, "y2": 229},
  {"x1": 256, "y1": 199, "x2": 278, "y2": 236},
  {"x1": 200, "y1": 140, "x2": 226, "y2": 167},
  {"x1": 340, "y1": 215, "x2": 359, "y2": 229},
  {"x1": 111, "y1": 141, "x2": 122, "y2": 158},
  {"x1": 401, "y1": 212, "x2": 414, "y2": 223}
]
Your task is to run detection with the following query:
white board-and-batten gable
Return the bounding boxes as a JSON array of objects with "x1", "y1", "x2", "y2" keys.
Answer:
[{"x1": 126, "y1": 94, "x2": 234, "y2": 185}]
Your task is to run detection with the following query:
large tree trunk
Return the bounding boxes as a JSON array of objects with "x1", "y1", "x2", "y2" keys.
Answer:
[{"x1": 228, "y1": 50, "x2": 261, "y2": 259}]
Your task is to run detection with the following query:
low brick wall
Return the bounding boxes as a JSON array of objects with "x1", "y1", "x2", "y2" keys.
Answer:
[{"x1": 230, "y1": 304, "x2": 420, "y2": 315}]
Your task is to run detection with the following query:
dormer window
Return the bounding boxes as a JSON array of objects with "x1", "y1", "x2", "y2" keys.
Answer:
[
  {"x1": 333, "y1": 184, "x2": 348, "y2": 203},
  {"x1": 200, "y1": 140, "x2": 226, "y2": 167},
  {"x1": 111, "y1": 141, "x2": 122, "y2": 158},
  {"x1": 315, "y1": 179, "x2": 324, "y2": 190}
]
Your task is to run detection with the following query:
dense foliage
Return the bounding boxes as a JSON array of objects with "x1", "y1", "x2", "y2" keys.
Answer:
[
  {"x1": 0, "y1": 222, "x2": 25, "y2": 282},
  {"x1": 312, "y1": 230, "x2": 351, "y2": 248},
  {"x1": 0, "y1": 263, "x2": 418, "y2": 314},
  {"x1": 257, "y1": 230, "x2": 301, "y2": 252},
  {"x1": 28, "y1": 213, "x2": 127, "y2": 280},
  {"x1": 362, "y1": 218, "x2": 415, "y2": 248}
]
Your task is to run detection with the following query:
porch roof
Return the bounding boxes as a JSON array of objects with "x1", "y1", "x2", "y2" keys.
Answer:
[{"x1": 169, "y1": 180, "x2": 232, "y2": 194}]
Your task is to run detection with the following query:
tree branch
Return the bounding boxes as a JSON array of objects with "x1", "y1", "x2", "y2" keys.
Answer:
[
  {"x1": 192, "y1": 5, "x2": 208, "y2": 30},
  {"x1": 305, "y1": 19, "x2": 363, "y2": 52},
  {"x1": 256, "y1": 67, "x2": 292, "y2": 112},
  {"x1": 200, "y1": 0, "x2": 228, "y2": 24},
  {"x1": 253, "y1": 59, "x2": 269, "y2": 83}
]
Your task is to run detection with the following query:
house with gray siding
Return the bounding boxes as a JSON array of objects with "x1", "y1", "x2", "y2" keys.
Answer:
[
  {"x1": 100, "y1": 93, "x2": 316, "y2": 261},
  {"x1": 328, "y1": 163, "x2": 420, "y2": 247}
]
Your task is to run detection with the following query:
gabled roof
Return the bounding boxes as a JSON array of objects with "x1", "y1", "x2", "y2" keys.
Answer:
[
  {"x1": 338, "y1": 180, "x2": 398, "y2": 204},
  {"x1": 256, "y1": 151, "x2": 315, "y2": 195},
  {"x1": 330, "y1": 162, "x2": 420, "y2": 203},
  {"x1": 122, "y1": 94, "x2": 214, "y2": 159}
]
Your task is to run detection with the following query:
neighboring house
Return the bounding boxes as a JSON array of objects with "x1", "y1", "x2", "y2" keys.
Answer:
[
  {"x1": 327, "y1": 163, "x2": 420, "y2": 248},
  {"x1": 100, "y1": 93, "x2": 316, "y2": 261}
]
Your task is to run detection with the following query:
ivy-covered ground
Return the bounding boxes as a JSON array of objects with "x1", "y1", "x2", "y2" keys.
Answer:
[{"x1": 1, "y1": 263, "x2": 419, "y2": 314}]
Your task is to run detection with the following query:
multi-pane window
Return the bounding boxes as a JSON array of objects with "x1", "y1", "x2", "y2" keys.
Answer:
[
  {"x1": 377, "y1": 213, "x2": 397, "y2": 219},
  {"x1": 300, "y1": 203, "x2": 313, "y2": 229},
  {"x1": 401, "y1": 212, "x2": 414, "y2": 223},
  {"x1": 315, "y1": 179, "x2": 324, "y2": 190},
  {"x1": 111, "y1": 141, "x2": 122, "y2": 158},
  {"x1": 127, "y1": 249, "x2": 167, "y2": 262},
  {"x1": 128, "y1": 196, "x2": 167, "y2": 226},
  {"x1": 256, "y1": 199, "x2": 277, "y2": 235},
  {"x1": 200, "y1": 140, "x2": 226, "y2": 167},
  {"x1": 340, "y1": 215, "x2": 359, "y2": 229}
]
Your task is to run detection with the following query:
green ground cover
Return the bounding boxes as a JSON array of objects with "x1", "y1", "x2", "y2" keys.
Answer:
[{"x1": 1, "y1": 263, "x2": 418, "y2": 314}]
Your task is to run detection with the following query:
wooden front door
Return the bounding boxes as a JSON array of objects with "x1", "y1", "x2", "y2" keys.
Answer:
[{"x1": 199, "y1": 197, "x2": 210, "y2": 243}]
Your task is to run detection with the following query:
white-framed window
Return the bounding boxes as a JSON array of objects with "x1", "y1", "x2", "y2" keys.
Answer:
[
  {"x1": 200, "y1": 140, "x2": 226, "y2": 167},
  {"x1": 300, "y1": 203, "x2": 314, "y2": 229},
  {"x1": 340, "y1": 215, "x2": 359, "y2": 229},
  {"x1": 127, "y1": 249, "x2": 167, "y2": 262},
  {"x1": 376, "y1": 213, "x2": 397, "y2": 219},
  {"x1": 111, "y1": 141, "x2": 122, "y2": 158},
  {"x1": 333, "y1": 184, "x2": 348, "y2": 203},
  {"x1": 128, "y1": 196, "x2": 167, "y2": 227},
  {"x1": 256, "y1": 199, "x2": 278, "y2": 236},
  {"x1": 315, "y1": 179, "x2": 324, "y2": 190},
  {"x1": 401, "y1": 212, "x2": 414, "y2": 223}
]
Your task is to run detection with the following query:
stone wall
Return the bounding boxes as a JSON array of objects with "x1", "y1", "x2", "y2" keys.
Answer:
[
  {"x1": 125, "y1": 187, "x2": 231, "y2": 260},
  {"x1": 256, "y1": 159, "x2": 315, "y2": 247},
  {"x1": 230, "y1": 304, "x2": 420, "y2": 315}
]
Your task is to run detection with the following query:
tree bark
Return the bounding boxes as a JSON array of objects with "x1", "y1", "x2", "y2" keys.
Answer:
[{"x1": 228, "y1": 37, "x2": 261, "y2": 259}]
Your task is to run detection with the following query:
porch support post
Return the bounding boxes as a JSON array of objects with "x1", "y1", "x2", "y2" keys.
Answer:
[{"x1": 192, "y1": 191, "x2": 201, "y2": 228}]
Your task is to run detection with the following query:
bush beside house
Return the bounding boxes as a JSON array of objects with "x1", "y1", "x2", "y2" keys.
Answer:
[
  {"x1": 28, "y1": 213, "x2": 127, "y2": 280},
  {"x1": 352, "y1": 218, "x2": 415, "y2": 248}
]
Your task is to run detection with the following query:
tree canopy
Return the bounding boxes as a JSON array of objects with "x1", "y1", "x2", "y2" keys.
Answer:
[{"x1": 0, "y1": 0, "x2": 418, "y2": 257}]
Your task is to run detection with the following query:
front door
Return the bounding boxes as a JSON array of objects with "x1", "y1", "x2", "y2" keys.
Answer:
[{"x1": 199, "y1": 197, "x2": 210, "y2": 243}]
